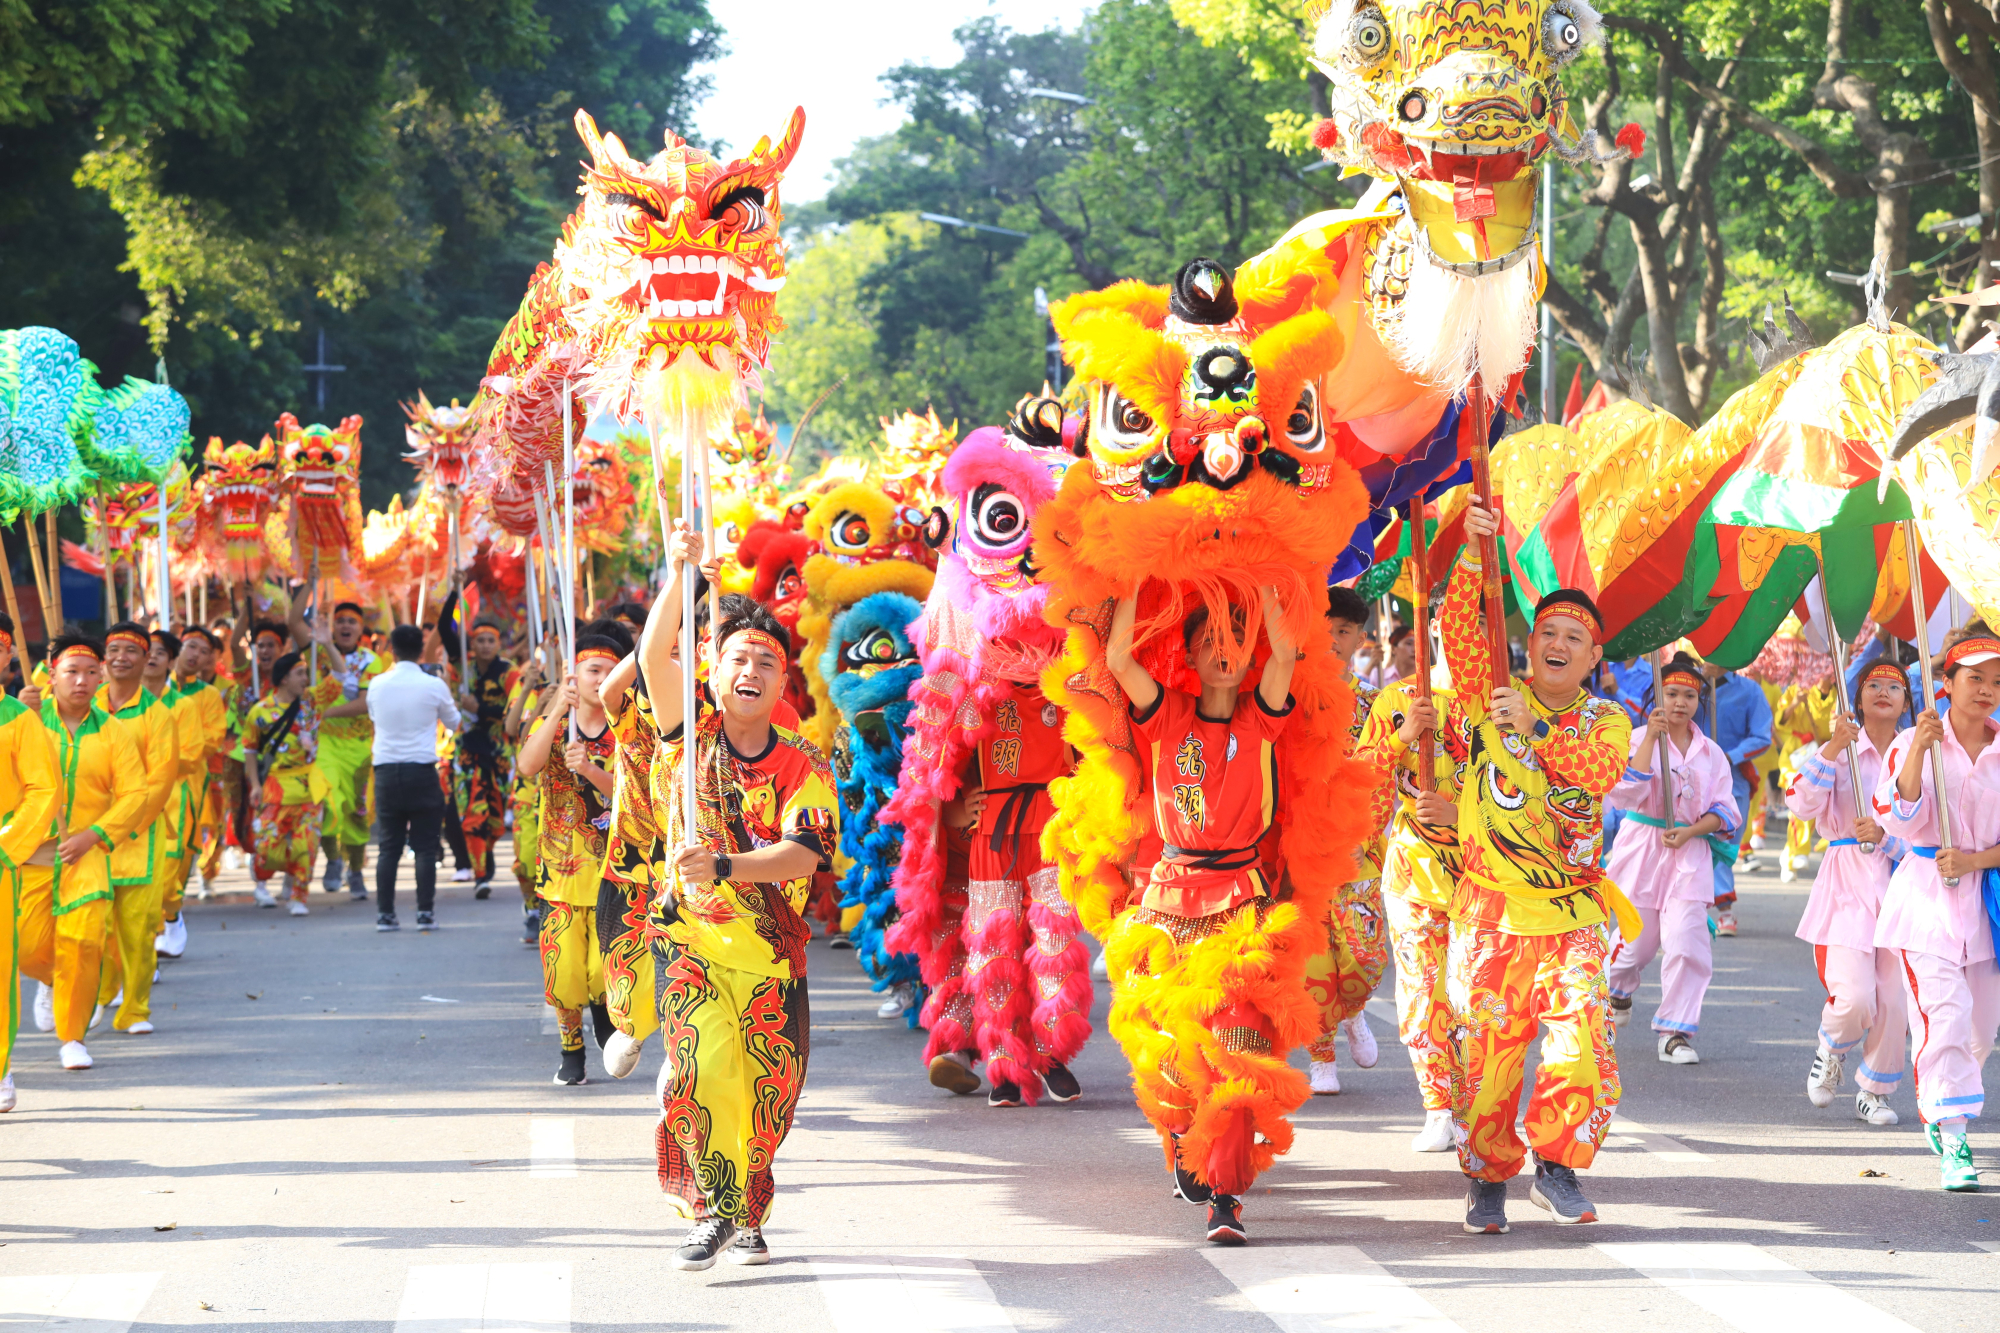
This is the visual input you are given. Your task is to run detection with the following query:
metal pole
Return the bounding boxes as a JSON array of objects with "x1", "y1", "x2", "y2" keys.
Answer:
[
  {"x1": 1465, "y1": 376, "x2": 1509, "y2": 686},
  {"x1": 523, "y1": 535, "x2": 543, "y2": 654},
  {"x1": 448, "y1": 501, "x2": 468, "y2": 698},
  {"x1": 679, "y1": 417, "x2": 702, "y2": 858},
  {"x1": 1815, "y1": 570, "x2": 1875, "y2": 852},
  {"x1": 562, "y1": 385, "x2": 577, "y2": 745},
  {"x1": 1650, "y1": 648, "x2": 1676, "y2": 828},
  {"x1": 538, "y1": 464, "x2": 575, "y2": 679},
  {"x1": 1407, "y1": 496, "x2": 1434, "y2": 791},
  {"x1": 1904, "y1": 521, "x2": 1958, "y2": 885}
]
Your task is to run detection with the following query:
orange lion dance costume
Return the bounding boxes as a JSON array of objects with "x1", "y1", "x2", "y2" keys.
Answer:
[{"x1": 1035, "y1": 252, "x2": 1377, "y2": 1202}]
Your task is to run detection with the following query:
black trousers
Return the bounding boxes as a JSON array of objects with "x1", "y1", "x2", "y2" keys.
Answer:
[{"x1": 374, "y1": 763, "x2": 445, "y2": 915}]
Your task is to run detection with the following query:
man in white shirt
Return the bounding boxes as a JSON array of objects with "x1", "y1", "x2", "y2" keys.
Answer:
[{"x1": 367, "y1": 624, "x2": 462, "y2": 931}]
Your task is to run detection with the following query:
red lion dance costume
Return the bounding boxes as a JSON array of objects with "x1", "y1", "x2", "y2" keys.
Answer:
[
  {"x1": 883, "y1": 400, "x2": 1090, "y2": 1105},
  {"x1": 1035, "y1": 253, "x2": 1376, "y2": 1205}
]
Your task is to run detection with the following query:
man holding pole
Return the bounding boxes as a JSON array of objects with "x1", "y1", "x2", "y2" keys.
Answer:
[{"x1": 306, "y1": 600, "x2": 387, "y2": 900}]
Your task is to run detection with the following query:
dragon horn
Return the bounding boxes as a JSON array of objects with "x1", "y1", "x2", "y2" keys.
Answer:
[
  {"x1": 575, "y1": 109, "x2": 609, "y2": 166},
  {"x1": 758, "y1": 106, "x2": 807, "y2": 174}
]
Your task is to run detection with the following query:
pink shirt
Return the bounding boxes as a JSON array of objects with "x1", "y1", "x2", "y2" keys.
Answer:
[
  {"x1": 1786, "y1": 734, "x2": 1902, "y2": 951},
  {"x1": 1606, "y1": 728, "x2": 1739, "y2": 910},
  {"x1": 1871, "y1": 716, "x2": 2000, "y2": 965}
]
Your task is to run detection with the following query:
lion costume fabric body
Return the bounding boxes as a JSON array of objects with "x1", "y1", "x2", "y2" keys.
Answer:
[
  {"x1": 883, "y1": 410, "x2": 1092, "y2": 1104},
  {"x1": 1035, "y1": 254, "x2": 1377, "y2": 1196}
]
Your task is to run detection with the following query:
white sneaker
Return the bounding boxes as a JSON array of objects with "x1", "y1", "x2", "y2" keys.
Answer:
[
  {"x1": 156, "y1": 916, "x2": 187, "y2": 958},
  {"x1": 1715, "y1": 910, "x2": 1738, "y2": 937},
  {"x1": 1341, "y1": 1013, "x2": 1379, "y2": 1068},
  {"x1": 0, "y1": 1074, "x2": 14, "y2": 1112},
  {"x1": 1309, "y1": 1060, "x2": 1341, "y2": 1095},
  {"x1": 1750, "y1": 834, "x2": 1767, "y2": 851},
  {"x1": 1412, "y1": 1108, "x2": 1455, "y2": 1153},
  {"x1": 876, "y1": 982, "x2": 916, "y2": 1020},
  {"x1": 89, "y1": 1002, "x2": 107, "y2": 1032},
  {"x1": 1778, "y1": 861, "x2": 1797, "y2": 884},
  {"x1": 452, "y1": 867, "x2": 474, "y2": 882},
  {"x1": 191, "y1": 871, "x2": 212, "y2": 901},
  {"x1": 125, "y1": 1020, "x2": 154, "y2": 1035},
  {"x1": 288, "y1": 900, "x2": 309, "y2": 917},
  {"x1": 33, "y1": 982, "x2": 54, "y2": 1032},
  {"x1": 1806, "y1": 1045, "x2": 1844, "y2": 1108},
  {"x1": 1856, "y1": 1090, "x2": 1899, "y2": 1126},
  {"x1": 59, "y1": 1041, "x2": 92, "y2": 1070},
  {"x1": 602, "y1": 1030, "x2": 644, "y2": 1080},
  {"x1": 1658, "y1": 1032, "x2": 1699, "y2": 1064},
  {"x1": 252, "y1": 884, "x2": 277, "y2": 908},
  {"x1": 222, "y1": 847, "x2": 243, "y2": 872},
  {"x1": 1092, "y1": 949, "x2": 1110, "y2": 980}
]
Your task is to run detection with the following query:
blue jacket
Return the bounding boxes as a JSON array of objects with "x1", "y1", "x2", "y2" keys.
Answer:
[{"x1": 1698, "y1": 671, "x2": 1773, "y2": 774}]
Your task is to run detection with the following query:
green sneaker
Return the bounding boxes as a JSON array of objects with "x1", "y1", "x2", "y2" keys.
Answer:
[
  {"x1": 1925, "y1": 1121, "x2": 1943, "y2": 1155},
  {"x1": 1941, "y1": 1134, "x2": 1979, "y2": 1192}
]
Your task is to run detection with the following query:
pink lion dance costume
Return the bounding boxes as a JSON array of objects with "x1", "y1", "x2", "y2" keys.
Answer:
[{"x1": 883, "y1": 401, "x2": 1093, "y2": 1104}]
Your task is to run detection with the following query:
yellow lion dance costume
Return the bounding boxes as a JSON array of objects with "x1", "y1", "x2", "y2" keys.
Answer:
[{"x1": 1036, "y1": 252, "x2": 1378, "y2": 1201}]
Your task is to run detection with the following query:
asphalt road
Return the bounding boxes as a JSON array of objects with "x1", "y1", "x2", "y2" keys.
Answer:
[{"x1": 4, "y1": 847, "x2": 1995, "y2": 1333}]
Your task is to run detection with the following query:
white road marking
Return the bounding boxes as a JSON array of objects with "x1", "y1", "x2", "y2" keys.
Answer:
[
  {"x1": 1974, "y1": 1241, "x2": 2000, "y2": 1254},
  {"x1": 1596, "y1": 1243, "x2": 1923, "y2": 1333},
  {"x1": 394, "y1": 1263, "x2": 571, "y2": 1333},
  {"x1": 0, "y1": 1272, "x2": 161, "y2": 1332},
  {"x1": 541, "y1": 1004, "x2": 559, "y2": 1035},
  {"x1": 809, "y1": 1257, "x2": 1018, "y2": 1332},
  {"x1": 1606, "y1": 1115, "x2": 1709, "y2": 1161},
  {"x1": 528, "y1": 1115, "x2": 576, "y2": 1179},
  {"x1": 1203, "y1": 1246, "x2": 1464, "y2": 1333}
]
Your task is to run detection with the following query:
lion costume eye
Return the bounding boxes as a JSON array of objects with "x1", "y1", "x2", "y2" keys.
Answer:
[
  {"x1": 712, "y1": 185, "x2": 771, "y2": 235},
  {"x1": 841, "y1": 627, "x2": 904, "y2": 670},
  {"x1": 1545, "y1": 4, "x2": 1587, "y2": 62},
  {"x1": 969, "y1": 483, "x2": 1028, "y2": 550},
  {"x1": 1281, "y1": 382, "x2": 1326, "y2": 454},
  {"x1": 1113, "y1": 397, "x2": 1153, "y2": 436},
  {"x1": 1349, "y1": 7, "x2": 1390, "y2": 64},
  {"x1": 828, "y1": 511, "x2": 872, "y2": 551}
]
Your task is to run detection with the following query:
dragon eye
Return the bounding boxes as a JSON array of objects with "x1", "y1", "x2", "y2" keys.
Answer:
[
  {"x1": 1545, "y1": 7, "x2": 1584, "y2": 59},
  {"x1": 1350, "y1": 10, "x2": 1389, "y2": 61},
  {"x1": 1283, "y1": 383, "x2": 1325, "y2": 453},
  {"x1": 968, "y1": 483, "x2": 1027, "y2": 549},
  {"x1": 829, "y1": 511, "x2": 871, "y2": 550},
  {"x1": 713, "y1": 185, "x2": 771, "y2": 235},
  {"x1": 603, "y1": 190, "x2": 661, "y2": 236},
  {"x1": 842, "y1": 627, "x2": 903, "y2": 669},
  {"x1": 776, "y1": 569, "x2": 804, "y2": 599},
  {"x1": 1113, "y1": 398, "x2": 1153, "y2": 435}
]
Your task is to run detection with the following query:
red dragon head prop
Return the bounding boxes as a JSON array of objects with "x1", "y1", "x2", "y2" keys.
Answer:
[
  {"x1": 275, "y1": 412, "x2": 364, "y2": 577},
  {"x1": 403, "y1": 391, "x2": 476, "y2": 493},
  {"x1": 197, "y1": 435, "x2": 280, "y2": 579}
]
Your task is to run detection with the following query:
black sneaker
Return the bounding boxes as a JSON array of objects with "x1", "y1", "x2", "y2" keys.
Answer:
[
  {"x1": 725, "y1": 1224, "x2": 770, "y2": 1266},
  {"x1": 827, "y1": 932, "x2": 854, "y2": 950},
  {"x1": 1529, "y1": 1158, "x2": 1597, "y2": 1224},
  {"x1": 474, "y1": 881, "x2": 493, "y2": 900},
  {"x1": 1463, "y1": 1176, "x2": 1509, "y2": 1234},
  {"x1": 670, "y1": 1217, "x2": 737, "y2": 1271},
  {"x1": 348, "y1": 871, "x2": 369, "y2": 901},
  {"x1": 591, "y1": 1000, "x2": 616, "y2": 1050},
  {"x1": 554, "y1": 1047, "x2": 588, "y2": 1086},
  {"x1": 416, "y1": 911, "x2": 437, "y2": 932},
  {"x1": 376, "y1": 913, "x2": 400, "y2": 932},
  {"x1": 1043, "y1": 1062, "x2": 1082, "y2": 1103},
  {"x1": 988, "y1": 1079, "x2": 1023, "y2": 1107},
  {"x1": 1170, "y1": 1133, "x2": 1213, "y2": 1204},
  {"x1": 1205, "y1": 1194, "x2": 1247, "y2": 1245}
]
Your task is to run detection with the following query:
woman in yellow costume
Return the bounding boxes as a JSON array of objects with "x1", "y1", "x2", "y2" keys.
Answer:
[{"x1": 0, "y1": 614, "x2": 63, "y2": 1110}]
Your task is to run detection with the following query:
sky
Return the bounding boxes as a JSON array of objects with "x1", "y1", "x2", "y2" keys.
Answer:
[{"x1": 696, "y1": 0, "x2": 1082, "y2": 203}]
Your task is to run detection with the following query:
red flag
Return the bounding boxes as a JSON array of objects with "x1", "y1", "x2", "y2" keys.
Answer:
[{"x1": 1560, "y1": 365, "x2": 1585, "y2": 427}]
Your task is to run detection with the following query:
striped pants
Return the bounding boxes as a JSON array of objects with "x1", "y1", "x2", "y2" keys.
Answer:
[{"x1": 1901, "y1": 950, "x2": 2000, "y2": 1123}]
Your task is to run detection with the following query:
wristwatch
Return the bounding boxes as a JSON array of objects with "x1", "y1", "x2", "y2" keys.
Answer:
[{"x1": 713, "y1": 853, "x2": 732, "y2": 882}]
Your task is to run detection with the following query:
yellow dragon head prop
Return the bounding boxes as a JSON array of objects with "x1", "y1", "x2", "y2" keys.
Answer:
[
  {"x1": 1036, "y1": 250, "x2": 1375, "y2": 935},
  {"x1": 274, "y1": 412, "x2": 364, "y2": 578},
  {"x1": 196, "y1": 434, "x2": 280, "y2": 579},
  {"x1": 402, "y1": 391, "x2": 476, "y2": 494}
]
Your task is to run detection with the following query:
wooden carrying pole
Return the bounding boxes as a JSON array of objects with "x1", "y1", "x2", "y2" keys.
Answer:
[
  {"x1": 1649, "y1": 648, "x2": 1677, "y2": 827},
  {"x1": 1904, "y1": 521, "x2": 1958, "y2": 886},
  {"x1": 22, "y1": 512, "x2": 54, "y2": 650},
  {"x1": 1464, "y1": 377, "x2": 1509, "y2": 686},
  {"x1": 0, "y1": 524, "x2": 29, "y2": 672},
  {"x1": 1815, "y1": 569, "x2": 1874, "y2": 853},
  {"x1": 1406, "y1": 496, "x2": 1435, "y2": 791}
]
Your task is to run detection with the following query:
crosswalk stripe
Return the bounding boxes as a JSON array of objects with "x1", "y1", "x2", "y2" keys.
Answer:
[
  {"x1": 1972, "y1": 1241, "x2": 2000, "y2": 1254},
  {"x1": 541, "y1": 1004, "x2": 559, "y2": 1035},
  {"x1": 1203, "y1": 1246, "x2": 1464, "y2": 1333},
  {"x1": 393, "y1": 1262, "x2": 571, "y2": 1333},
  {"x1": 1607, "y1": 1116, "x2": 1710, "y2": 1161},
  {"x1": 0, "y1": 1272, "x2": 161, "y2": 1332},
  {"x1": 1596, "y1": 1243, "x2": 1923, "y2": 1333},
  {"x1": 529, "y1": 1115, "x2": 576, "y2": 1178},
  {"x1": 808, "y1": 1257, "x2": 1018, "y2": 1332}
]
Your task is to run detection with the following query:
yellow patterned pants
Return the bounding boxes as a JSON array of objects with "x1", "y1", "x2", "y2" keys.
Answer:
[
  {"x1": 17, "y1": 874, "x2": 110, "y2": 1046},
  {"x1": 598, "y1": 877, "x2": 658, "y2": 1043},
  {"x1": 1304, "y1": 877, "x2": 1388, "y2": 1061},
  {"x1": 539, "y1": 902, "x2": 603, "y2": 1052},
  {"x1": 653, "y1": 940, "x2": 810, "y2": 1226},
  {"x1": 1447, "y1": 922, "x2": 1620, "y2": 1183},
  {"x1": 1385, "y1": 893, "x2": 1455, "y2": 1111}
]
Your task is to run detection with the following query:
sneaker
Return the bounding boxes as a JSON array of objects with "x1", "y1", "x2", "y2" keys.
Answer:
[
  {"x1": 553, "y1": 1047, "x2": 588, "y2": 1086},
  {"x1": 670, "y1": 1217, "x2": 737, "y2": 1271},
  {"x1": 1309, "y1": 1060, "x2": 1341, "y2": 1095},
  {"x1": 602, "y1": 1030, "x2": 643, "y2": 1080},
  {"x1": 1092, "y1": 949, "x2": 1111, "y2": 979},
  {"x1": 522, "y1": 908, "x2": 543, "y2": 946},
  {"x1": 59, "y1": 1041, "x2": 92, "y2": 1070},
  {"x1": 1715, "y1": 910, "x2": 1738, "y2": 937},
  {"x1": 1778, "y1": 861, "x2": 1797, "y2": 884},
  {"x1": 1205, "y1": 1194, "x2": 1247, "y2": 1245},
  {"x1": 988, "y1": 1080, "x2": 1023, "y2": 1108},
  {"x1": 474, "y1": 881, "x2": 493, "y2": 900},
  {"x1": 826, "y1": 932, "x2": 854, "y2": 950},
  {"x1": 1658, "y1": 1032, "x2": 1699, "y2": 1064},
  {"x1": 1170, "y1": 1133, "x2": 1213, "y2": 1204},
  {"x1": 452, "y1": 867, "x2": 473, "y2": 883},
  {"x1": 288, "y1": 900, "x2": 310, "y2": 917},
  {"x1": 1609, "y1": 995, "x2": 1632, "y2": 1028},
  {"x1": 1528, "y1": 1158, "x2": 1598, "y2": 1224},
  {"x1": 252, "y1": 884, "x2": 277, "y2": 908},
  {"x1": 1043, "y1": 1062, "x2": 1082, "y2": 1103},
  {"x1": 725, "y1": 1225, "x2": 769, "y2": 1266},
  {"x1": 191, "y1": 871, "x2": 212, "y2": 901},
  {"x1": 156, "y1": 916, "x2": 187, "y2": 958},
  {"x1": 1806, "y1": 1046, "x2": 1844, "y2": 1107},
  {"x1": 349, "y1": 876, "x2": 370, "y2": 902},
  {"x1": 0, "y1": 1074, "x2": 14, "y2": 1112},
  {"x1": 1463, "y1": 1176, "x2": 1509, "y2": 1234},
  {"x1": 322, "y1": 863, "x2": 343, "y2": 895},
  {"x1": 1856, "y1": 1090, "x2": 1899, "y2": 1126},
  {"x1": 222, "y1": 847, "x2": 243, "y2": 872},
  {"x1": 377, "y1": 913, "x2": 400, "y2": 932},
  {"x1": 33, "y1": 982, "x2": 54, "y2": 1032},
  {"x1": 416, "y1": 911, "x2": 437, "y2": 932},
  {"x1": 927, "y1": 1050, "x2": 980, "y2": 1096},
  {"x1": 125, "y1": 1020, "x2": 154, "y2": 1035},
  {"x1": 876, "y1": 982, "x2": 916, "y2": 1020},
  {"x1": 89, "y1": 1002, "x2": 107, "y2": 1032},
  {"x1": 1941, "y1": 1132, "x2": 1980, "y2": 1191},
  {"x1": 1750, "y1": 834, "x2": 1767, "y2": 851},
  {"x1": 1341, "y1": 1013, "x2": 1379, "y2": 1068},
  {"x1": 1412, "y1": 1108, "x2": 1455, "y2": 1153}
]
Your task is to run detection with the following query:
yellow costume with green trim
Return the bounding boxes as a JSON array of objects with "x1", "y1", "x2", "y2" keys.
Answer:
[
  {"x1": 163, "y1": 675, "x2": 227, "y2": 920},
  {"x1": 93, "y1": 683, "x2": 181, "y2": 1031},
  {"x1": 0, "y1": 697, "x2": 62, "y2": 1083}
]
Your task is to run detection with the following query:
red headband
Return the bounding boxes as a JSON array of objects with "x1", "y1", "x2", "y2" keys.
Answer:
[
  {"x1": 1861, "y1": 661, "x2": 1909, "y2": 690},
  {"x1": 254, "y1": 628, "x2": 286, "y2": 645},
  {"x1": 1535, "y1": 601, "x2": 1602, "y2": 644},
  {"x1": 1659, "y1": 662, "x2": 1704, "y2": 691},
  {"x1": 106, "y1": 629, "x2": 150, "y2": 651},
  {"x1": 720, "y1": 627, "x2": 789, "y2": 665},
  {"x1": 577, "y1": 647, "x2": 623, "y2": 666},
  {"x1": 54, "y1": 642, "x2": 101, "y2": 666},
  {"x1": 1943, "y1": 636, "x2": 2000, "y2": 673}
]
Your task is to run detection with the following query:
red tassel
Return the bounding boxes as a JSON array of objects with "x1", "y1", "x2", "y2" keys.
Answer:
[
  {"x1": 1311, "y1": 118, "x2": 1341, "y2": 151},
  {"x1": 1614, "y1": 122, "x2": 1646, "y2": 159}
]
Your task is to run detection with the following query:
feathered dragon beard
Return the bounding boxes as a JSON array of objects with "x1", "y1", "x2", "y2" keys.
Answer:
[{"x1": 1378, "y1": 244, "x2": 1543, "y2": 401}]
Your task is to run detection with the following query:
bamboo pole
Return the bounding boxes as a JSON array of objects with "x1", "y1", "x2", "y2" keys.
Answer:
[
  {"x1": 1650, "y1": 648, "x2": 1677, "y2": 828},
  {"x1": 1464, "y1": 377, "x2": 1509, "y2": 686},
  {"x1": 1815, "y1": 568, "x2": 1874, "y2": 853},
  {"x1": 23, "y1": 512, "x2": 54, "y2": 646},
  {"x1": 1904, "y1": 521, "x2": 1957, "y2": 886},
  {"x1": 1, "y1": 525, "x2": 30, "y2": 670},
  {"x1": 1406, "y1": 497, "x2": 1434, "y2": 791}
]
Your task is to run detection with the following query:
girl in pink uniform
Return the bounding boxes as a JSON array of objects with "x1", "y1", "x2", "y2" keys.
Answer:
[
  {"x1": 1606, "y1": 655, "x2": 1741, "y2": 1066},
  {"x1": 1787, "y1": 660, "x2": 1910, "y2": 1126},
  {"x1": 1872, "y1": 634, "x2": 2000, "y2": 1192}
]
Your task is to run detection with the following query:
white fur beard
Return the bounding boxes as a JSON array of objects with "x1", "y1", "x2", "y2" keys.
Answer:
[{"x1": 1380, "y1": 249, "x2": 1543, "y2": 401}]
